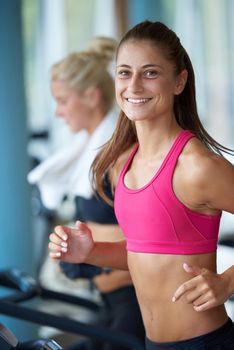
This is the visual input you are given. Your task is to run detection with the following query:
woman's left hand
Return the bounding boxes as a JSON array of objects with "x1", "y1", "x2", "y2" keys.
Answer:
[{"x1": 172, "y1": 263, "x2": 232, "y2": 312}]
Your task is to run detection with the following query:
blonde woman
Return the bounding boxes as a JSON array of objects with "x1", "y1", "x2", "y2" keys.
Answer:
[{"x1": 30, "y1": 37, "x2": 145, "y2": 350}]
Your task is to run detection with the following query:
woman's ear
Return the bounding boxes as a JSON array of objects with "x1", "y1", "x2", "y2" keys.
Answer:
[
  {"x1": 174, "y1": 69, "x2": 188, "y2": 95},
  {"x1": 84, "y1": 87, "x2": 101, "y2": 108}
]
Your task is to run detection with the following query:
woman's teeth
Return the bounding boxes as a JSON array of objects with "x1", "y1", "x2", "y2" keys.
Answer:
[{"x1": 127, "y1": 98, "x2": 150, "y2": 104}]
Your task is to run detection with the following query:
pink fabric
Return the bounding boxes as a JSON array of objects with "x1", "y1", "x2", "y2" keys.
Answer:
[{"x1": 114, "y1": 130, "x2": 221, "y2": 254}]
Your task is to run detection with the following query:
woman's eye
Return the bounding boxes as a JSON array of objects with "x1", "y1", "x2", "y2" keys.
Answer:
[
  {"x1": 117, "y1": 70, "x2": 130, "y2": 78},
  {"x1": 144, "y1": 70, "x2": 158, "y2": 78},
  {"x1": 58, "y1": 99, "x2": 67, "y2": 105}
]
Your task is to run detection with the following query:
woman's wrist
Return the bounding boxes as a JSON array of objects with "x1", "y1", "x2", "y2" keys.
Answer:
[
  {"x1": 221, "y1": 265, "x2": 234, "y2": 297},
  {"x1": 85, "y1": 241, "x2": 98, "y2": 265}
]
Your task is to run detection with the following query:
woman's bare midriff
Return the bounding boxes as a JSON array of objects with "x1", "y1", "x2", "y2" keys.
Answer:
[{"x1": 128, "y1": 251, "x2": 228, "y2": 342}]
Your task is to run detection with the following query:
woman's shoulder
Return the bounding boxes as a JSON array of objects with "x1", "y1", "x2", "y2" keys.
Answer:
[
  {"x1": 175, "y1": 136, "x2": 234, "y2": 212},
  {"x1": 181, "y1": 137, "x2": 233, "y2": 176}
]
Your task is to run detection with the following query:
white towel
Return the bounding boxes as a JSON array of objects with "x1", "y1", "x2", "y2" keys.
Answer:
[{"x1": 28, "y1": 109, "x2": 118, "y2": 209}]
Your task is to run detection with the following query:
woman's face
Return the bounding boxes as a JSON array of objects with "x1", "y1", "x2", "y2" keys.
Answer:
[
  {"x1": 115, "y1": 40, "x2": 186, "y2": 124},
  {"x1": 51, "y1": 80, "x2": 93, "y2": 133}
]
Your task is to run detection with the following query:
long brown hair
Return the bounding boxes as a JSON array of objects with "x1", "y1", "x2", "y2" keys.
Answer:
[{"x1": 92, "y1": 21, "x2": 233, "y2": 202}]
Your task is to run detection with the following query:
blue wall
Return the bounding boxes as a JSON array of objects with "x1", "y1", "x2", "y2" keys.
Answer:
[
  {"x1": 127, "y1": 0, "x2": 166, "y2": 28},
  {"x1": 0, "y1": 0, "x2": 36, "y2": 340}
]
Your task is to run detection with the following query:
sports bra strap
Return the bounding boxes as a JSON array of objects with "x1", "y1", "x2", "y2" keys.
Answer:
[{"x1": 165, "y1": 130, "x2": 195, "y2": 173}]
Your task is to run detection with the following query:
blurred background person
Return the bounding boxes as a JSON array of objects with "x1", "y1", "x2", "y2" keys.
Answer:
[{"x1": 28, "y1": 36, "x2": 145, "y2": 350}]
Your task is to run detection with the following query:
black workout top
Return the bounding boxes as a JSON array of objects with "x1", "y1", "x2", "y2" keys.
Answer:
[{"x1": 74, "y1": 176, "x2": 117, "y2": 224}]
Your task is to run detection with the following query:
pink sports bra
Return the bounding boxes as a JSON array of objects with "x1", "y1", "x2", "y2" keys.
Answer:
[{"x1": 114, "y1": 130, "x2": 221, "y2": 254}]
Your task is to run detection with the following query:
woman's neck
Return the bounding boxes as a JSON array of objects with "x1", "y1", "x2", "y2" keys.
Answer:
[
  {"x1": 135, "y1": 118, "x2": 182, "y2": 159},
  {"x1": 87, "y1": 107, "x2": 107, "y2": 135}
]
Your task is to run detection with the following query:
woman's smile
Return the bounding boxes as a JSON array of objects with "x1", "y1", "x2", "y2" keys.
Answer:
[{"x1": 126, "y1": 97, "x2": 153, "y2": 105}]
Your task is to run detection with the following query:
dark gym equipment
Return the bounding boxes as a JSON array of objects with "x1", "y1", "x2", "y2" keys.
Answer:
[
  {"x1": 0, "y1": 268, "x2": 145, "y2": 350},
  {"x1": 0, "y1": 322, "x2": 62, "y2": 349}
]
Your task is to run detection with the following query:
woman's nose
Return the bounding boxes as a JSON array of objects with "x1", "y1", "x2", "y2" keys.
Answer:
[
  {"x1": 128, "y1": 74, "x2": 143, "y2": 92},
  {"x1": 55, "y1": 105, "x2": 64, "y2": 117}
]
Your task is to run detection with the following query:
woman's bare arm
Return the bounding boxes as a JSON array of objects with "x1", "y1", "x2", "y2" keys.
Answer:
[
  {"x1": 173, "y1": 151, "x2": 234, "y2": 311},
  {"x1": 87, "y1": 222, "x2": 125, "y2": 242}
]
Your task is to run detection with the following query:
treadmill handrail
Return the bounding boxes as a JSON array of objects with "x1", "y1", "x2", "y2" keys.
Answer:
[{"x1": 0, "y1": 300, "x2": 144, "y2": 350}]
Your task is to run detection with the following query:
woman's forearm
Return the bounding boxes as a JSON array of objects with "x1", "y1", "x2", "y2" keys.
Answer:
[
  {"x1": 87, "y1": 222, "x2": 125, "y2": 242},
  {"x1": 86, "y1": 240, "x2": 128, "y2": 270}
]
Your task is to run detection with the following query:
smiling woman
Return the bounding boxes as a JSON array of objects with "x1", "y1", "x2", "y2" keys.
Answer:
[
  {"x1": 48, "y1": 21, "x2": 234, "y2": 350},
  {"x1": 115, "y1": 41, "x2": 187, "y2": 123}
]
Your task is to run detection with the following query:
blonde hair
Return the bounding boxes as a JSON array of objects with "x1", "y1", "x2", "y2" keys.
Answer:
[{"x1": 50, "y1": 37, "x2": 117, "y2": 113}]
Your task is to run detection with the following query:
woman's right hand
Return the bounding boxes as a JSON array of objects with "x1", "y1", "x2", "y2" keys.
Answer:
[{"x1": 48, "y1": 221, "x2": 94, "y2": 263}]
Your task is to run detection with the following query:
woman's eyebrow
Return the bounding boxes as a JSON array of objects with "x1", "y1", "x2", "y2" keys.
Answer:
[
  {"x1": 116, "y1": 64, "x2": 163, "y2": 69},
  {"x1": 142, "y1": 64, "x2": 163, "y2": 69},
  {"x1": 116, "y1": 64, "x2": 131, "y2": 68}
]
